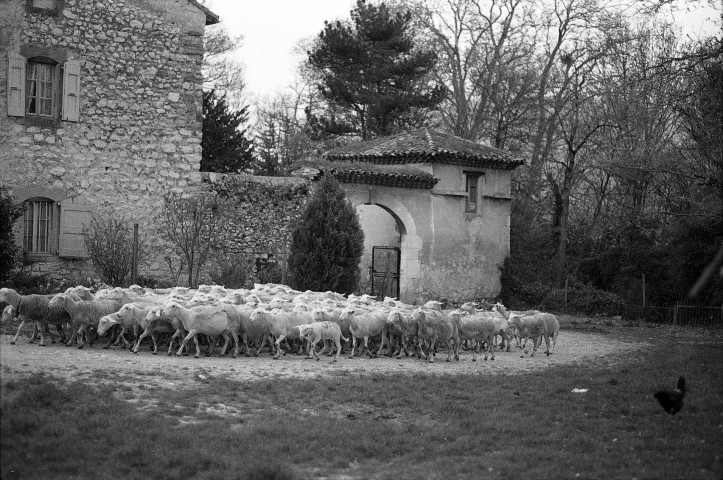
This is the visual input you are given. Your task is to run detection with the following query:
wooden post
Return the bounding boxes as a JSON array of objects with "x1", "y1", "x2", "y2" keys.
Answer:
[
  {"x1": 131, "y1": 223, "x2": 139, "y2": 286},
  {"x1": 642, "y1": 274, "x2": 646, "y2": 322},
  {"x1": 564, "y1": 277, "x2": 569, "y2": 313},
  {"x1": 673, "y1": 302, "x2": 678, "y2": 325}
]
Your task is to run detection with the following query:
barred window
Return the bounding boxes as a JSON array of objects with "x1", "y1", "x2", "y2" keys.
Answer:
[{"x1": 23, "y1": 199, "x2": 54, "y2": 253}]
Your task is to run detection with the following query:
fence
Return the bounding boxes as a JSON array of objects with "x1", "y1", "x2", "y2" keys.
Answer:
[{"x1": 618, "y1": 303, "x2": 723, "y2": 328}]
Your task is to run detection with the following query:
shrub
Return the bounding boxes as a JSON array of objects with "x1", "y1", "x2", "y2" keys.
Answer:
[
  {"x1": 83, "y1": 215, "x2": 146, "y2": 287},
  {"x1": 541, "y1": 278, "x2": 622, "y2": 315},
  {"x1": 0, "y1": 187, "x2": 23, "y2": 282},
  {"x1": 208, "y1": 254, "x2": 251, "y2": 289},
  {"x1": 257, "y1": 263, "x2": 283, "y2": 285},
  {"x1": 288, "y1": 173, "x2": 364, "y2": 294}
]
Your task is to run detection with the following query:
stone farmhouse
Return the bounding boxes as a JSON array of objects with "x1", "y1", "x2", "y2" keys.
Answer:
[
  {"x1": 0, "y1": 0, "x2": 218, "y2": 279},
  {"x1": 0, "y1": 1, "x2": 523, "y2": 303}
]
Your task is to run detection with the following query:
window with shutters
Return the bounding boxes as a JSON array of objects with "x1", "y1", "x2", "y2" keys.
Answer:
[
  {"x1": 6, "y1": 52, "x2": 80, "y2": 121},
  {"x1": 22, "y1": 198, "x2": 56, "y2": 255},
  {"x1": 25, "y1": 58, "x2": 57, "y2": 117}
]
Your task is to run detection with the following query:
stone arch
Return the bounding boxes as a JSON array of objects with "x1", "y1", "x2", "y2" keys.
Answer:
[{"x1": 344, "y1": 189, "x2": 421, "y2": 303}]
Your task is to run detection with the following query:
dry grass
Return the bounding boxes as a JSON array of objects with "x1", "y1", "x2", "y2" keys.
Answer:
[{"x1": 1, "y1": 325, "x2": 722, "y2": 479}]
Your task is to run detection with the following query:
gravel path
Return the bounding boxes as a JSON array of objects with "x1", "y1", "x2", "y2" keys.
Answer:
[{"x1": 0, "y1": 330, "x2": 647, "y2": 388}]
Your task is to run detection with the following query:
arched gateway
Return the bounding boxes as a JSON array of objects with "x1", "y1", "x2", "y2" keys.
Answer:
[{"x1": 297, "y1": 128, "x2": 524, "y2": 304}]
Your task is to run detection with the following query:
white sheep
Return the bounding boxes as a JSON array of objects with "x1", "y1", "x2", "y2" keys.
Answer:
[
  {"x1": 48, "y1": 293, "x2": 122, "y2": 349},
  {"x1": 2, "y1": 289, "x2": 71, "y2": 346}
]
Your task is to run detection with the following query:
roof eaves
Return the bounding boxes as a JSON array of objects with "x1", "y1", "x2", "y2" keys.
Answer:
[{"x1": 189, "y1": 0, "x2": 220, "y2": 25}]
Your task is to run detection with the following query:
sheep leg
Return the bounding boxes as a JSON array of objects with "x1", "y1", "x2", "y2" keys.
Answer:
[
  {"x1": 77, "y1": 325, "x2": 87, "y2": 349},
  {"x1": 273, "y1": 334, "x2": 287, "y2": 359},
  {"x1": 217, "y1": 333, "x2": 229, "y2": 357},
  {"x1": 311, "y1": 339, "x2": 321, "y2": 360},
  {"x1": 10, "y1": 318, "x2": 29, "y2": 345},
  {"x1": 177, "y1": 329, "x2": 196, "y2": 357},
  {"x1": 134, "y1": 328, "x2": 152, "y2": 354},
  {"x1": 520, "y1": 337, "x2": 529, "y2": 357},
  {"x1": 428, "y1": 338, "x2": 436, "y2": 363},
  {"x1": 348, "y1": 335, "x2": 358, "y2": 359},
  {"x1": 374, "y1": 331, "x2": 388, "y2": 358},
  {"x1": 333, "y1": 338, "x2": 342, "y2": 362},
  {"x1": 193, "y1": 334, "x2": 201, "y2": 358},
  {"x1": 229, "y1": 331, "x2": 239, "y2": 358},
  {"x1": 66, "y1": 324, "x2": 79, "y2": 347}
]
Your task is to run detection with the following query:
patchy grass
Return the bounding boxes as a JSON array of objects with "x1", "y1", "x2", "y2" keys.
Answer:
[{"x1": 1, "y1": 327, "x2": 722, "y2": 480}]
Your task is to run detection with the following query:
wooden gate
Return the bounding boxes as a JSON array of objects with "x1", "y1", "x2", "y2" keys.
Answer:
[{"x1": 371, "y1": 246, "x2": 400, "y2": 300}]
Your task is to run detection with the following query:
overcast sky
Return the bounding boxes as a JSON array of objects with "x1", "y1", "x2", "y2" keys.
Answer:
[{"x1": 204, "y1": 0, "x2": 721, "y2": 101}]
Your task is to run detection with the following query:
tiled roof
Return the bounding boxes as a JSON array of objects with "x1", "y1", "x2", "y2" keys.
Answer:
[
  {"x1": 324, "y1": 128, "x2": 525, "y2": 170},
  {"x1": 291, "y1": 160, "x2": 439, "y2": 190}
]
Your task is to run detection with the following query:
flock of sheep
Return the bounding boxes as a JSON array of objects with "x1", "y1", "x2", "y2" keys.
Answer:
[{"x1": 0, "y1": 283, "x2": 560, "y2": 363}]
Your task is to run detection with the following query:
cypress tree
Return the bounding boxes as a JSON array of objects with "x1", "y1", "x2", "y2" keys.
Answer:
[
  {"x1": 288, "y1": 174, "x2": 364, "y2": 294},
  {"x1": 201, "y1": 90, "x2": 255, "y2": 173}
]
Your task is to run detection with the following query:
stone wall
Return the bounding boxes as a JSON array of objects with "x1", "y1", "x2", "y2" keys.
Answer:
[
  {"x1": 200, "y1": 173, "x2": 311, "y2": 284},
  {"x1": 1, "y1": 0, "x2": 209, "y2": 281}
]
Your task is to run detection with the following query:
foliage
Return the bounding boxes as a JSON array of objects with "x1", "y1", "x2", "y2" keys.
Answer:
[
  {"x1": 0, "y1": 187, "x2": 23, "y2": 282},
  {"x1": 157, "y1": 190, "x2": 234, "y2": 288},
  {"x1": 83, "y1": 214, "x2": 145, "y2": 287},
  {"x1": 305, "y1": 0, "x2": 445, "y2": 139},
  {"x1": 201, "y1": 90, "x2": 255, "y2": 174},
  {"x1": 256, "y1": 263, "x2": 283, "y2": 285},
  {"x1": 208, "y1": 253, "x2": 252, "y2": 289},
  {"x1": 288, "y1": 174, "x2": 364, "y2": 294}
]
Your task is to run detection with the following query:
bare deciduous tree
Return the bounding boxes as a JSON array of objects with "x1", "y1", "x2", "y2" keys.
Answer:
[{"x1": 157, "y1": 191, "x2": 233, "y2": 288}]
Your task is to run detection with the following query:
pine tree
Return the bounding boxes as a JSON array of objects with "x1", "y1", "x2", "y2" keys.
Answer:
[
  {"x1": 201, "y1": 90, "x2": 255, "y2": 173},
  {"x1": 306, "y1": 0, "x2": 445, "y2": 139},
  {"x1": 288, "y1": 174, "x2": 364, "y2": 294}
]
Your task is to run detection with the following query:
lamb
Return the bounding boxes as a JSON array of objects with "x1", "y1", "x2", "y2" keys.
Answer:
[
  {"x1": 48, "y1": 293, "x2": 122, "y2": 349},
  {"x1": 297, "y1": 321, "x2": 349, "y2": 362}
]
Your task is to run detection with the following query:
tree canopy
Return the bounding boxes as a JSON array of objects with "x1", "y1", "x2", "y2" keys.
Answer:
[
  {"x1": 201, "y1": 90, "x2": 255, "y2": 174},
  {"x1": 305, "y1": 0, "x2": 445, "y2": 139}
]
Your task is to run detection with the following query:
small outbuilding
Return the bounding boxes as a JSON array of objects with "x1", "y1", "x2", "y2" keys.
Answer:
[{"x1": 316, "y1": 128, "x2": 524, "y2": 304}]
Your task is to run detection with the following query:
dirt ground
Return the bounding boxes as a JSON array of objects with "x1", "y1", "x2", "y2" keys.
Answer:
[{"x1": 0, "y1": 328, "x2": 648, "y2": 389}]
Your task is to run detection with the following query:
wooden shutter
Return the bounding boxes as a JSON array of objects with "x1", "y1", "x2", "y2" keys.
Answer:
[
  {"x1": 7, "y1": 53, "x2": 26, "y2": 117},
  {"x1": 62, "y1": 59, "x2": 80, "y2": 121},
  {"x1": 58, "y1": 197, "x2": 95, "y2": 258}
]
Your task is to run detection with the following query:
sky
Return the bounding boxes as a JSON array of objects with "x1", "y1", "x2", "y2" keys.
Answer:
[
  {"x1": 204, "y1": 0, "x2": 721, "y2": 101},
  {"x1": 205, "y1": 0, "x2": 357, "y2": 101}
]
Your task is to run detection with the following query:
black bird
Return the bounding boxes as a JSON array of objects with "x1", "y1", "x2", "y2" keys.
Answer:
[{"x1": 654, "y1": 376, "x2": 686, "y2": 415}]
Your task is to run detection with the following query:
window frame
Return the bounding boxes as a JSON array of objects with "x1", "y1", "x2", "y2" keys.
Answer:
[
  {"x1": 22, "y1": 197, "x2": 58, "y2": 256},
  {"x1": 25, "y1": 57, "x2": 59, "y2": 118},
  {"x1": 465, "y1": 173, "x2": 482, "y2": 213}
]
